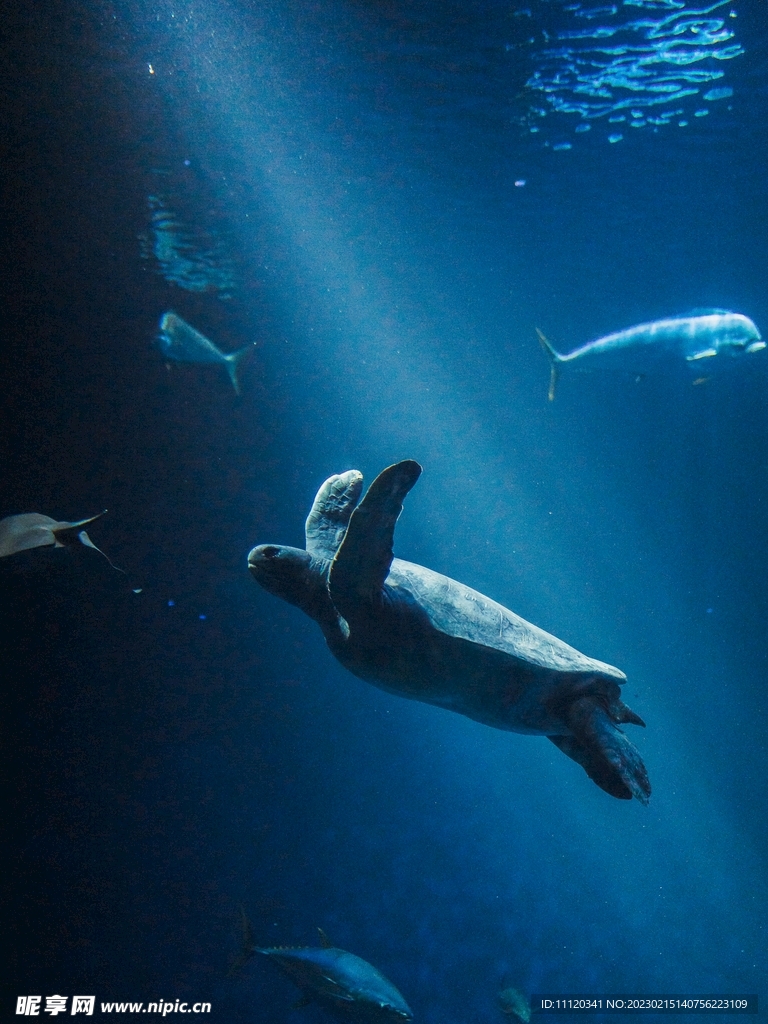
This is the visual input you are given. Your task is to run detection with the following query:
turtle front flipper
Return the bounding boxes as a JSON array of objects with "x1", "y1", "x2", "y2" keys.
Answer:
[
  {"x1": 551, "y1": 697, "x2": 651, "y2": 804},
  {"x1": 305, "y1": 470, "x2": 364, "y2": 560},
  {"x1": 329, "y1": 460, "x2": 422, "y2": 615}
]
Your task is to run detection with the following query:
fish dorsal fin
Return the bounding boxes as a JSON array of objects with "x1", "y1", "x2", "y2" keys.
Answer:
[
  {"x1": 328, "y1": 461, "x2": 422, "y2": 617},
  {"x1": 240, "y1": 906, "x2": 255, "y2": 950},
  {"x1": 316, "y1": 927, "x2": 332, "y2": 949},
  {"x1": 227, "y1": 907, "x2": 256, "y2": 976},
  {"x1": 684, "y1": 307, "x2": 732, "y2": 317},
  {"x1": 305, "y1": 471, "x2": 364, "y2": 560}
]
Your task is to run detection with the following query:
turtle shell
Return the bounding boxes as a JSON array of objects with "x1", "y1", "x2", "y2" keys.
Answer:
[{"x1": 388, "y1": 558, "x2": 625, "y2": 682}]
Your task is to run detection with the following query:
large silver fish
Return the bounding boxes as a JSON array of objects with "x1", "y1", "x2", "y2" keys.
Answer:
[
  {"x1": 537, "y1": 310, "x2": 764, "y2": 400},
  {"x1": 157, "y1": 311, "x2": 254, "y2": 394},
  {"x1": 232, "y1": 914, "x2": 413, "y2": 1021}
]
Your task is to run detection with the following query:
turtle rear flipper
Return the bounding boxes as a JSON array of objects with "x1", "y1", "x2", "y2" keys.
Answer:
[
  {"x1": 552, "y1": 697, "x2": 650, "y2": 804},
  {"x1": 329, "y1": 460, "x2": 421, "y2": 615},
  {"x1": 305, "y1": 471, "x2": 364, "y2": 560}
]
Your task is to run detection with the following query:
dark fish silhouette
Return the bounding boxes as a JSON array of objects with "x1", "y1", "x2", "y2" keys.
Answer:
[
  {"x1": 498, "y1": 985, "x2": 531, "y2": 1022},
  {"x1": 249, "y1": 461, "x2": 649, "y2": 803},
  {"x1": 0, "y1": 511, "x2": 122, "y2": 570},
  {"x1": 233, "y1": 912, "x2": 413, "y2": 1021},
  {"x1": 157, "y1": 311, "x2": 254, "y2": 394}
]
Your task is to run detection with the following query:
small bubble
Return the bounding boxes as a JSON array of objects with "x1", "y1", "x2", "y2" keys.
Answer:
[
  {"x1": 183, "y1": 159, "x2": 191, "y2": 166},
  {"x1": 167, "y1": 599, "x2": 175, "y2": 607},
  {"x1": 199, "y1": 613, "x2": 207, "y2": 620},
  {"x1": 608, "y1": 133, "x2": 623, "y2": 143},
  {"x1": 514, "y1": 179, "x2": 527, "y2": 187}
]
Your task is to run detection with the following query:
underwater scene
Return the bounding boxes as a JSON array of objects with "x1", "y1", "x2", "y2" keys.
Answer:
[{"x1": 2, "y1": 0, "x2": 767, "y2": 1021}]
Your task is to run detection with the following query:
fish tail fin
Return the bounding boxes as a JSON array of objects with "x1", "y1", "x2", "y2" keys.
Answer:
[
  {"x1": 536, "y1": 328, "x2": 563, "y2": 402},
  {"x1": 52, "y1": 511, "x2": 125, "y2": 573},
  {"x1": 157, "y1": 311, "x2": 175, "y2": 346},
  {"x1": 76, "y1": 530, "x2": 126, "y2": 574},
  {"x1": 227, "y1": 907, "x2": 256, "y2": 976},
  {"x1": 224, "y1": 344, "x2": 255, "y2": 395}
]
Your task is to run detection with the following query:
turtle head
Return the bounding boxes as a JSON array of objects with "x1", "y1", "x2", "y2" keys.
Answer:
[{"x1": 248, "y1": 543, "x2": 342, "y2": 635}]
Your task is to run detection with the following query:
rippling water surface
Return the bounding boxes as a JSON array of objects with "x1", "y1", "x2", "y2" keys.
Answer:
[{"x1": 514, "y1": 0, "x2": 743, "y2": 148}]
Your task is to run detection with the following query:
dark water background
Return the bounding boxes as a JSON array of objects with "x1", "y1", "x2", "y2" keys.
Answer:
[{"x1": 3, "y1": 1, "x2": 767, "y2": 1020}]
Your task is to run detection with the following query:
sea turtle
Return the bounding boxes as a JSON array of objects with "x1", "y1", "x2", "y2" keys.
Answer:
[{"x1": 248, "y1": 461, "x2": 650, "y2": 803}]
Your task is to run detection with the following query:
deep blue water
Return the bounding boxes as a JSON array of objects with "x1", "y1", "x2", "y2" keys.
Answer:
[{"x1": 2, "y1": 1, "x2": 767, "y2": 1021}]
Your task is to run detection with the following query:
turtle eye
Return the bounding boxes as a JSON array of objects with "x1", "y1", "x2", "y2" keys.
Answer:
[{"x1": 262, "y1": 546, "x2": 280, "y2": 559}]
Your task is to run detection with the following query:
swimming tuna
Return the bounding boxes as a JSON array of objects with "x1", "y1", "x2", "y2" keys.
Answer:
[
  {"x1": 536, "y1": 310, "x2": 764, "y2": 400},
  {"x1": 233, "y1": 913, "x2": 413, "y2": 1021},
  {"x1": 157, "y1": 311, "x2": 254, "y2": 393}
]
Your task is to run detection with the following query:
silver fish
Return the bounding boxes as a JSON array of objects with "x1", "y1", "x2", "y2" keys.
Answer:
[
  {"x1": 157, "y1": 311, "x2": 254, "y2": 394},
  {"x1": 232, "y1": 913, "x2": 413, "y2": 1021},
  {"x1": 537, "y1": 310, "x2": 764, "y2": 400}
]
